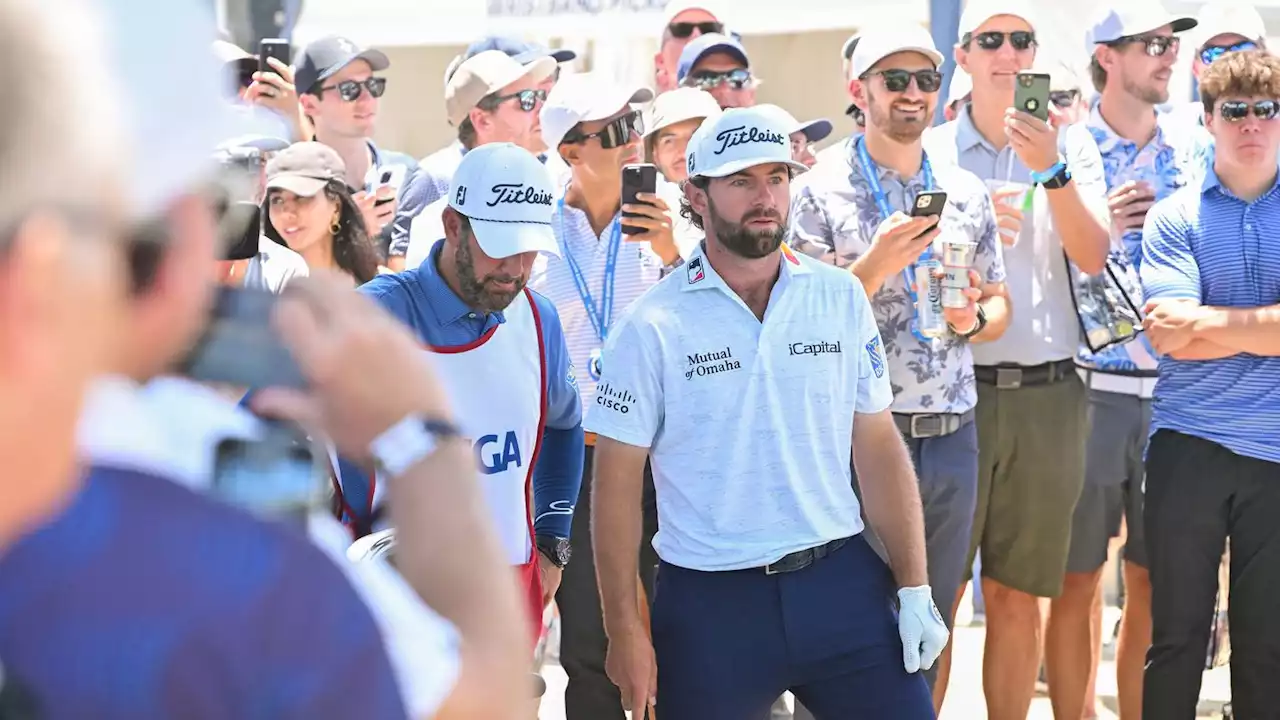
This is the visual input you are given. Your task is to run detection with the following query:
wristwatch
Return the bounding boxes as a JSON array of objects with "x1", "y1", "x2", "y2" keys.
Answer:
[
  {"x1": 951, "y1": 304, "x2": 987, "y2": 339},
  {"x1": 369, "y1": 414, "x2": 463, "y2": 479},
  {"x1": 535, "y1": 535, "x2": 572, "y2": 568},
  {"x1": 1031, "y1": 160, "x2": 1072, "y2": 190}
]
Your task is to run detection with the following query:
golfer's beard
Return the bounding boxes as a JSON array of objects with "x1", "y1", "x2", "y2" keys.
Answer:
[{"x1": 709, "y1": 205, "x2": 785, "y2": 260}]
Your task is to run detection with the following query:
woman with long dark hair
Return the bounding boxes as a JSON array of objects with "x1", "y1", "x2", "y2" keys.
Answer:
[{"x1": 261, "y1": 142, "x2": 382, "y2": 285}]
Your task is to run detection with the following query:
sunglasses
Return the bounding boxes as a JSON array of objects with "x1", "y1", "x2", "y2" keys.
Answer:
[
  {"x1": 668, "y1": 21, "x2": 724, "y2": 38},
  {"x1": 1200, "y1": 41, "x2": 1258, "y2": 66},
  {"x1": 1113, "y1": 35, "x2": 1179, "y2": 57},
  {"x1": 318, "y1": 76, "x2": 387, "y2": 102},
  {"x1": 1218, "y1": 99, "x2": 1280, "y2": 122},
  {"x1": 685, "y1": 68, "x2": 753, "y2": 91},
  {"x1": 490, "y1": 88, "x2": 547, "y2": 113},
  {"x1": 967, "y1": 30, "x2": 1037, "y2": 52},
  {"x1": 865, "y1": 68, "x2": 944, "y2": 94},
  {"x1": 563, "y1": 110, "x2": 644, "y2": 149},
  {"x1": 1050, "y1": 89, "x2": 1080, "y2": 108}
]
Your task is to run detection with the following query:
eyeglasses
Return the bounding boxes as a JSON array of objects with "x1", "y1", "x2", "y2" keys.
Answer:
[
  {"x1": 684, "y1": 68, "x2": 753, "y2": 91},
  {"x1": 865, "y1": 69, "x2": 944, "y2": 94},
  {"x1": 967, "y1": 31, "x2": 1037, "y2": 52},
  {"x1": 1218, "y1": 99, "x2": 1280, "y2": 122},
  {"x1": 668, "y1": 21, "x2": 723, "y2": 38},
  {"x1": 1200, "y1": 41, "x2": 1258, "y2": 66},
  {"x1": 1050, "y1": 89, "x2": 1080, "y2": 108},
  {"x1": 318, "y1": 77, "x2": 387, "y2": 102},
  {"x1": 563, "y1": 110, "x2": 644, "y2": 149},
  {"x1": 490, "y1": 88, "x2": 547, "y2": 113},
  {"x1": 1113, "y1": 35, "x2": 1179, "y2": 58}
]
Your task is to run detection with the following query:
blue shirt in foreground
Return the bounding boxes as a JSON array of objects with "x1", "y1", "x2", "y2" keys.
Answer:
[
  {"x1": 355, "y1": 240, "x2": 583, "y2": 537},
  {"x1": 0, "y1": 467, "x2": 406, "y2": 720},
  {"x1": 1140, "y1": 168, "x2": 1280, "y2": 465}
]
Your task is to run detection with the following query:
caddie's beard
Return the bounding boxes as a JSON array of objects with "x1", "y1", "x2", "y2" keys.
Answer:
[
  {"x1": 707, "y1": 195, "x2": 785, "y2": 259},
  {"x1": 455, "y1": 230, "x2": 525, "y2": 312}
]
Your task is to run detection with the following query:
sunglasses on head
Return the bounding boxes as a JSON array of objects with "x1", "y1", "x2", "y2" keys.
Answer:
[
  {"x1": 1050, "y1": 89, "x2": 1080, "y2": 108},
  {"x1": 563, "y1": 110, "x2": 644, "y2": 149},
  {"x1": 668, "y1": 21, "x2": 724, "y2": 38},
  {"x1": 967, "y1": 30, "x2": 1037, "y2": 51},
  {"x1": 1112, "y1": 35, "x2": 1179, "y2": 57},
  {"x1": 865, "y1": 68, "x2": 943, "y2": 94},
  {"x1": 685, "y1": 68, "x2": 753, "y2": 91},
  {"x1": 1218, "y1": 99, "x2": 1280, "y2": 122},
  {"x1": 489, "y1": 88, "x2": 547, "y2": 113},
  {"x1": 1200, "y1": 41, "x2": 1258, "y2": 66},
  {"x1": 318, "y1": 76, "x2": 387, "y2": 102}
]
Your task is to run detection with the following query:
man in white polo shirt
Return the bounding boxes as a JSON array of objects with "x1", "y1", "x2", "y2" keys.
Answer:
[{"x1": 587, "y1": 106, "x2": 948, "y2": 719}]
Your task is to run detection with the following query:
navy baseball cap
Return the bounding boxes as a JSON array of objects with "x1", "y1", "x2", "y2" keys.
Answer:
[
  {"x1": 676, "y1": 32, "x2": 749, "y2": 85},
  {"x1": 294, "y1": 35, "x2": 390, "y2": 94}
]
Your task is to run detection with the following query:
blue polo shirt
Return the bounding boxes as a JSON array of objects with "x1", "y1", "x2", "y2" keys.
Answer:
[
  {"x1": 0, "y1": 467, "x2": 406, "y2": 720},
  {"x1": 347, "y1": 240, "x2": 584, "y2": 536},
  {"x1": 1140, "y1": 167, "x2": 1280, "y2": 465}
]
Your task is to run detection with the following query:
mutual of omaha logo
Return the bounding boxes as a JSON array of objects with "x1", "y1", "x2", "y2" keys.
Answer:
[
  {"x1": 487, "y1": 183, "x2": 554, "y2": 208},
  {"x1": 455, "y1": 185, "x2": 467, "y2": 205},
  {"x1": 685, "y1": 346, "x2": 740, "y2": 380},
  {"x1": 713, "y1": 125, "x2": 787, "y2": 155},
  {"x1": 789, "y1": 340, "x2": 842, "y2": 357},
  {"x1": 866, "y1": 336, "x2": 885, "y2": 378},
  {"x1": 595, "y1": 382, "x2": 634, "y2": 414},
  {"x1": 687, "y1": 256, "x2": 705, "y2": 284}
]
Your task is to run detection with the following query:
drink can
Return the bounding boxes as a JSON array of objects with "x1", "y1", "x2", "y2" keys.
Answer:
[
  {"x1": 914, "y1": 258, "x2": 946, "y2": 338},
  {"x1": 940, "y1": 238, "x2": 978, "y2": 309}
]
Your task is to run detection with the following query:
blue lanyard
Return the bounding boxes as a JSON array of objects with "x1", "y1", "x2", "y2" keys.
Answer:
[
  {"x1": 853, "y1": 136, "x2": 938, "y2": 342},
  {"x1": 557, "y1": 198, "x2": 622, "y2": 342}
]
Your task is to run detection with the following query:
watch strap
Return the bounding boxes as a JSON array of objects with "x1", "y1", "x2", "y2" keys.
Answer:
[
  {"x1": 370, "y1": 415, "x2": 462, "y2": 479},
  {"x1": 955, "y1": 304, "x2": 987, "y2": 339}
]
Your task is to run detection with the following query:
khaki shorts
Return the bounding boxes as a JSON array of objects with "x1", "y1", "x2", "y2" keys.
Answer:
[{"x1": 968, "y1": 373, "x2": 1087, "y2": 597}]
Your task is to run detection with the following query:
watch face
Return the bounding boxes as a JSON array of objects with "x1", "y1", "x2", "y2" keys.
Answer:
[{"x1": 539, "y1": 537, "x2": 572, "y2": 566}]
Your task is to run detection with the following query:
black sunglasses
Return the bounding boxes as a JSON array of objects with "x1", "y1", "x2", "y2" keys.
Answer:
[
  {"x1": 563, "y1": 110, "x2": 644, "y2": 149},
  {"x1": 865, "y1": 68, "x2": 944, "y2": 94},
  {"x1": 318, "y1": 76, "x2": 387, "y2": 102},
  {"x1": 668, "y1": 21, "x2": 724, "y2": 38},
  {"x1": 490, "y1": 88, "x2": 547, "y2": 113},
  {"x1": 967, "y1": 30, "x2": 1037, "y2": 51},
  {"x1": 1218, "y1": 99, "x2": 1280, "y2": 122},
  {"x1": 1112, "y1": 35, "x2": 1179, "y2": 57},
  {"x1": 685, "y1": 68, "x2": 753, "y2": 91},
  {"x1": 1050, "y1": 89, "x2": 1080, "y2": 108}
]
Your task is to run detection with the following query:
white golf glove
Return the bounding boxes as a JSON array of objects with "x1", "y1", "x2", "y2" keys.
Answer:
[{"x1": 897, "y1": 585, "x2": 950, "y2": 673}]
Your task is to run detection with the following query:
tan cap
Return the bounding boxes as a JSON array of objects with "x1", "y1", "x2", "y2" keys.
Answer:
[
  {"x1": 265, "y1": 142, "x2": 345, "y2": 197},
  {"x1": 444, "y1": 50, "x2": 558, "y2": 127},
  {"x1": 644, "y1": 88, "x2": 721, "y2": 138}
]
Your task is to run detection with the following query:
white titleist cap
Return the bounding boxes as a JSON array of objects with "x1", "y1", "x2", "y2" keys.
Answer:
[
  {"x1": 685, "y1": 106, "x2": 808, "y2": 179},
  {"x1": 447, "y1": 143, "x2": 559, "y2": 259}
]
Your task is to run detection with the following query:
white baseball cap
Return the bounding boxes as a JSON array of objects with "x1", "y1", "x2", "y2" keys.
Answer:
[
  {"x1": 958, "y1": 0, "x2": 1038, "y2": 38},
  {"x1": 849, "y1": 24, "x2": 945, "y2": 79},
  {"x1": 643, "y1": 88, "x2": 722, "y2": 138},
  {"x1": 946, "y1": 69, "x2": 973, "y2": 106},
  {"x1": 685, "y1": 106, "x2": 809, "y2": 179},
  {"x1": 1195, "y1": 1, "x2": 1266, "y2": 47},
  {"x1": 446, "y1": 143, "x2": 559, "y2": 259},
  {"x1": 444, "y1": 50, "x2": 558, "y2": 127},
  {"x1": 1087, "y1": 2, "x2": 1197, "y2": 46},
  {"x1": 540, "y1": 72, "x2": 653, "y2": 150}
]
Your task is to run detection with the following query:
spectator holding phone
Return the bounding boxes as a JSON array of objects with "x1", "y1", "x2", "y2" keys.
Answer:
[
  {"x1": 294, "y1": 35, "x2": 418, "y2": 251},
  {"x1": 261, "y1": 141, "x2": 384, "y2": 285},
  {"x1": 789, "y1": 23, "x2": 1008, "y2": 713}
]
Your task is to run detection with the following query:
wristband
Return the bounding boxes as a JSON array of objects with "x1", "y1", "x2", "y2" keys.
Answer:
[{"x1": 1029, "y1": 160, "x2": 1066, "y2": 185}]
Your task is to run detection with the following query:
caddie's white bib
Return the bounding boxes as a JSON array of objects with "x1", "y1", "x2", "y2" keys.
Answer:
[{"x1": 427, "y1": 289, "x2": 546, "y2": 565}]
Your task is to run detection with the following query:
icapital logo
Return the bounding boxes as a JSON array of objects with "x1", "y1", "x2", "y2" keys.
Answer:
[{"x1": 789, "y1": 340, "x2": 842, "y2": 357}]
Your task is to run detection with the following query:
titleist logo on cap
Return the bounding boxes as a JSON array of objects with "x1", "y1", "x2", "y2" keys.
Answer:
[
  {"x1": 713, "y1": 125, "x2": 786, "y2": 155},
  {"x1": 487, "y1": 183, "x2": 554, "y2": 208}
]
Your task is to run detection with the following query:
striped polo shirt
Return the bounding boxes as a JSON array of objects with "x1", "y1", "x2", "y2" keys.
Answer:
[
  {"x1": 529, "y1": 197, "x2": 667, "y2": 419},
  {"x1": 1140, "y1": 167, "x2": 1280, "y2": 465}
]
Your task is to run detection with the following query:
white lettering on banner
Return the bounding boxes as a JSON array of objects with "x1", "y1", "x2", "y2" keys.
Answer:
[{"x1": 488, "y1": 0, "x2": 664, "y2": 16}]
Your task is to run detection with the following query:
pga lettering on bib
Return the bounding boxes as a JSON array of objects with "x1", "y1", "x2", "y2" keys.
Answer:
[{"x1": 473, "y1": 431, "x2": 524, "y2": 475}]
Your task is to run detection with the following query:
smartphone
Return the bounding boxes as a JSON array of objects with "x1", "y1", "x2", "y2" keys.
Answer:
[
  {"x1": 1014, "y1": 72, "x2": 1051, "y2": 122},
  {"x1": 212, "y1": 424, "x2": 325, "y2": 520},
  {"x1": 179, "y1": 286, "x2": 307, "y2": 389},
  {"x1": 259, "y1": 38, "x2": 291, "y2": 74},
  {"x1": 373, "y1": 166, "x2": 406, "y2": 207},
  {"x1": 911, "y1": 190, "x2": 948, "y2": 218},
  {"x1": 621, "y1": 163, "x2": 658, "y2": 236}
]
